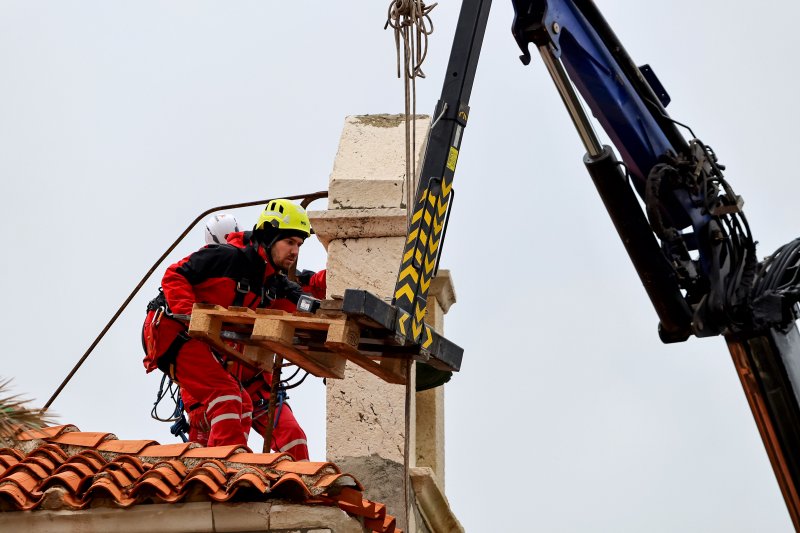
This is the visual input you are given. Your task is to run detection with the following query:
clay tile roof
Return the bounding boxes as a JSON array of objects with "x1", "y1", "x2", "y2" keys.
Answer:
[{"x1": 0, "y1": 425, "x2": 400, "y2": 533}]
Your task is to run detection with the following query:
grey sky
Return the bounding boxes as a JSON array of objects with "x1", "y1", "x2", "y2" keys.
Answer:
[{"x1": 1, "y1": 1, "x2": 797, "y2": 531}]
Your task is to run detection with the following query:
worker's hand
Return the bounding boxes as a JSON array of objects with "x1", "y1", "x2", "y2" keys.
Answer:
[
  {"x1": 271, "y1": 274, "x2": 304, "y2": 304},
  {"x1": 296, "y1": 269, "x2": 316, "y2": 286}
]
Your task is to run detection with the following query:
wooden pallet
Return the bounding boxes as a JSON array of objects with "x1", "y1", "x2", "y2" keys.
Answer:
[{"x1": 186, "y1": 303, "x2": 409, "y2": 384}]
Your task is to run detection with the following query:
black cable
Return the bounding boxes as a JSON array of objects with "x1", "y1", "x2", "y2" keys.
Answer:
[
  {"x1": 644, "y1": 96, "x2": 697, "y2": 140},
  {"x1": 282, "y1": 371, "x2": 310, "y2": 390},
  {"x1": 280, "y1": 365, "x2": 302, "y2": 384},
  {"x1": 150, "y1": 374, "x2": 182, "y2": 423}
]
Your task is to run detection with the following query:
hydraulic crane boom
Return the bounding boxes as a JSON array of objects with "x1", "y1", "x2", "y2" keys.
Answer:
[
  {"x1": 508, "y1": 1, "x2": 800, "y2": 526},
  {"x1": 389, "y1": 0, "x2": 800, "y2": 526}
]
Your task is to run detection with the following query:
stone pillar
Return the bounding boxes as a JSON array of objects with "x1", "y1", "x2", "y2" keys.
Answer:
[
  {"x1": 309, "y1": 114, "x2": 430, "y2": 532},
  {"x1": 416, "y1": 270, "x2": 456, "y2": 490}
]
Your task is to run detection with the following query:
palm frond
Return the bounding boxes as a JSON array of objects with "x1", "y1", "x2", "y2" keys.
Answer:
[{"x1": 0, "y1": 377, "x2": 57, "y2": 440}]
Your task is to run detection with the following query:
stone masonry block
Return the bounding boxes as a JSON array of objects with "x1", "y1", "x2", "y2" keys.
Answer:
[
  {"x1": 329, "y1": 178, "x2": 405, "y2": 210},
  {"x1": 308, "y1": 208, "x2": 406, "y2": 250},
  {"x1": 429, "y1": 270, "x2": 456, "y2": 314},
  {"x1": 326, "y1": 236, "x2": 406, "y2": 298},
  {"x1": 326, "y1": 364, "x2": 408, "y2": 463},
  {"x1": 269, "y1": 503, "x2": 364, "y2": 533},
  {"x1": 328, "y1": 114, "x2": 430, "y2": 209}
]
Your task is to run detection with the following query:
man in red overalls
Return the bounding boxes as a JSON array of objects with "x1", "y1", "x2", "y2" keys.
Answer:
[{"x1": 143, "y1": 199, "x2": 317, "y2": 452}]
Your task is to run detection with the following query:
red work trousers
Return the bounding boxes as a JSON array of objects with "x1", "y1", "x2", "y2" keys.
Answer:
[
  {"x1": 173, "y1": 339, "x2": 252, "y2": 447},
  {"x1": 183, "y1": 375, "x2": 309, "y2": 461},
  {"x1": 250, "y1": 388, "x2": 309, "y2": 461}
]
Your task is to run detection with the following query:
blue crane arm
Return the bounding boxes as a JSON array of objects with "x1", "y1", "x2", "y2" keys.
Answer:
[
  {"x1": 513, "y1": 0, "x2": 712, "y2": 236},
  {"x1": 511, "y1": 0, "x2": 756, "y2": 341},
  {"x1": 508, "y1": 2, "x2": 800, "y2": 524}
]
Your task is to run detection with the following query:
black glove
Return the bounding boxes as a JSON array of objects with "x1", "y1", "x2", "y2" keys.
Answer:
[
  {"x1": 295, "y1": 269, "x2": 316, "y2": 286},
  {"x1": 270, "y1": 273, "x2": 304, "y2": 304}
]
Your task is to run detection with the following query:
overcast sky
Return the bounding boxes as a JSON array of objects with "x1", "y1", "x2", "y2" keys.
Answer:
[{"x1": 2, "y1": 1, "x2": 799, "y2": 531}]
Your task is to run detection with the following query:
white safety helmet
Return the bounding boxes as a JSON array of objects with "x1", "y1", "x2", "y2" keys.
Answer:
[{"x1": 204, "y1": 213, "x2": 240, "y2": 245}]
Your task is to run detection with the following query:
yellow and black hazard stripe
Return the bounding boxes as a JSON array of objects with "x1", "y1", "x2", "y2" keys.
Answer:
[{"x1": 394, "y1": 134, "x2": 459, "y2": 342}]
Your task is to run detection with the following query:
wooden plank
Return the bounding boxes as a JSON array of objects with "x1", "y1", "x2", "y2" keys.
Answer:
[
  {"x1": 379, "y1": 358, "x2": 407, "y2": 380},
  {"x1": 239, "y1": 345, "x2": 275, "y2": 372},
  {"x1": 252, "y1": 316, "x2": 345, "y2": 379},
  {"x1": 193, "y1": 303, "x2": 225, "y2": 311},
  {"x1": 325, "y1": 319, "x2": 406, "y2": 384},
  {"x1": 251, "y1": 316, "x2": 294, "y2": 344},
  {"x1": 257, "y1": 338, "x2": 344, "y2": 379},
  {"x1": 187, "y1": 313, "x2": 249, "y2": 361},
  {"x1": 255, "y1": 308, "x2": 289, "y2": 316},
  {"x1": 191, "y1": 304, "x2": 260, "y2": 325},
  {"x1": 273, "y1": 314, "x2": 350, "y2": 331},
  {"x1": 325, "y1": 319, "x2": 361, "y2": 349},
  {"x1": 301, "y1": 349, "x2": 346, "y2": 379}
]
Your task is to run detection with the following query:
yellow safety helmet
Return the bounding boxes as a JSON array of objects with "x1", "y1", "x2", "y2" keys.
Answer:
[{"x1": 254, "y1": 199, "x2": 312, "y2": 243}]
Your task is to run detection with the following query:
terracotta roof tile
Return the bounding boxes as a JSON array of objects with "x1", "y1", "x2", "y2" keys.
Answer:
[
  {"x1": 273, "y1": 459, "x2": 339, "y2": 476},
  {"x1": 84, "y1": 476, "x2": 136, "y2": 507},
  {"x1": 70, "y1": 450, "x2": 106, "y2": 469},
  {"x1": 182, "y1": 444, "x2": 247, "y2": 459},
  {"x1": 0, "y1": 448, "x2": 24, "y2": 463},
  {"x1": 228, "y1": 451, "x2": 289, "y2": 465},
  {"x1": 25, "y1": 446, "x2": 68, "y2": 470},
  {"x1": 227, "y1": 468, "x2": 272, "y2": 492},
  {"x1": 0, "y1": 481, "x2": 39, "y2": 510},
  {"x1": 184, "y1": 460, "x2": 228, "y2": 488},
  {"x1": 0, "y1": 424, "x2": 399, "y2": 533},
  {"x1": 97, "y1": 439, "x2": 157, "y2": 455},
  {"x1": 269, "y1": 471, "x2": 313, "y2": 499},
  {"x1": 15, "y1": 424, "x2": 77, "y2": 441},
  {"x1": 315, "y1": 472, "x2": 363, "y2": 491},
  {"x1": 39, "y1": 470, "x2": 87, "y2": 494},
  {"x1": 139, "y1": 461, "x2": 184, "y2": 488},
  {"x1": 3, "y1": 470, "x2": 42, "y2": 494},
  {"x1": 366, "y1": 514, "x2": 398, "y2": 533},
  {"x1": 138, "y1": 442, "x2": 195, "y2": 458},
  {"x1": 51, "y1": 431, "x2": 114, "y2": 448},
  {"x1": 130, "y1": 475, "x2": 179, "y2": 502}
]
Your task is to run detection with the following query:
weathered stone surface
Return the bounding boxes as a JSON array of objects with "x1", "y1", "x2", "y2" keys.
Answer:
[
  {"x1": 329, "y1": 178, "x2": 405, "y2": 210},
  {"x1": 328, "y1": 115, "x2": 430, "y2": 209},
  {"x1": 413, "y1": 273, "x2": 455, "y2": 490},
  {"x1": 429, "y1": 270, "x2": 457, "y2": 314},
  {"x1": 326, "y1": 363, "x2": 409, "y2": 463},
  {"x1": 325, "y1": 237, "x2": 406, "y2": 298},
  {"x1": 416, "y1": 376, "x2": 445, "y2": 488},
  {"x1": 308, "y1": 208, "x2": 406, "y2": 249},
  {"x1": 0, "y1": 503, "x2": 215, "y2": 532},
  {"x1": 270, "y1": 504, "x2": 365, "y2": 533},
  {"x1": 410, "y1": 467, "x2": 465, "y2": 533},
  {"x1": 212, "y1": 501, "x2": 271, "y2": 531}
]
